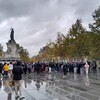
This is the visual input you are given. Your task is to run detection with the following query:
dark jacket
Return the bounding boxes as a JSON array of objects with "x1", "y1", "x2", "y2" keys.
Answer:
[
  {"x1": 12, "y1": 65, "x2": 23, "y2": 80},
  {"x1": 0, "y1": 63, "x2": 3, "y2": 73}
]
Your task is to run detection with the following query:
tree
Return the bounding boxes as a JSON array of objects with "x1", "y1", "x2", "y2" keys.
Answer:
[
  {"x1": 19, "y1": 47, "x2": 30, "y2": 62},
  {"x1": 67, "y1": 19, "x2": 86, "y2": 59},
  {"x1": 16, "y1": 44, "x2": 30, "y2": 62},
  {"x1": 68, "y1": 19, "x2": 85, "y2": 38},
  {"x1": 89, "y1": 6, "x2": 100, "y2": 33},
  {"x1": 55, "y1": 32, "x2": 65, "y2": 59},
  {"x1": 89, "y1": 6, "x2": 100, "y2": 59}
]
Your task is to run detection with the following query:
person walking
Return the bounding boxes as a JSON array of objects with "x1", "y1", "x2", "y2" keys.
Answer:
[
  {"x1": 84, "y1": 62, "x2": 90, "y2": 75},
  {"x1": 12, "y1": 61, "x2": 24, "y2": 99},
  {"x1": 36, "y1": 61, "x2": 41, "y2": 75},
  {"x1": 63, "y1": 63, "x2": 68, "y2": 76},
  {"x1": 0, "y1": 63, "x2": 3, "y2": 80},
  {"x1": 22, "y1": 63, "x2": 27, "y2": 75},
  {"x1": 8, "y1": 62, "x2": 13, "y2": 79},
  {"x1": 3, "y1": 62, "x2": 9, "y2": 77},
  {"x1": 27, "y1": 63, "x2": 32, "y2": 74},
  {"x1": 49, "y1": 67, "x2": 52, "y2": 73}
]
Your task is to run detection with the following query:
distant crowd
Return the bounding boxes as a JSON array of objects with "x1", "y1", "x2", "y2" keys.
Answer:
[
  {"x1": 0, "y1": 60, "x2": 99, "y2": 79},
  {"x1": 23, "y1": 60, "x2": 99, "y2": 75}
]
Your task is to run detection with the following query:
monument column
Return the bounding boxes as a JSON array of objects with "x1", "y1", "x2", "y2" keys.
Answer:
[{"x1": 1, "y1": 28, "x2": 20, "y2": 61}]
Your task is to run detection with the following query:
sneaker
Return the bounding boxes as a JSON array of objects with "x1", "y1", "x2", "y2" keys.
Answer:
[{"x1": 19, "y1": 96, "x2": 25, "y2": 99}]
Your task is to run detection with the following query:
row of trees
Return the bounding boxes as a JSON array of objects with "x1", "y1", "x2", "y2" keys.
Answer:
[{"x1": 34, "y1": 6, "x2": 100, "y2": 62}]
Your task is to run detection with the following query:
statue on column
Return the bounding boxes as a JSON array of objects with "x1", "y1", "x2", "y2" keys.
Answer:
[{"x1": 9, "y1": 28, "x2": 15, "y2": 42}]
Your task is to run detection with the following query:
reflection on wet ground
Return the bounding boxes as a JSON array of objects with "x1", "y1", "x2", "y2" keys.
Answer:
[{"x1": 0, "y1": 73, "x2": 100, "y2": 100}]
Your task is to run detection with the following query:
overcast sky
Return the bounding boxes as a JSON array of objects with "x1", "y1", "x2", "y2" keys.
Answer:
[{"x1": 0, "y1": 0, "x2": 100, "y2": 57}]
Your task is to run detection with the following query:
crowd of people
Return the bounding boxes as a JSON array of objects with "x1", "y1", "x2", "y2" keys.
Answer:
[
  {"x1": 0, "y1": 60, "x2": 99, "y2": 79},
  {"x1": 22, "y1": 60, "x2": 98, "y2": 75},
  {"x1": 0, "y1": 60, "x2": 99, "y2": 99}
]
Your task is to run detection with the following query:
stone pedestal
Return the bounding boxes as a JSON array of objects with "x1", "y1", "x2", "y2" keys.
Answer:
[
  {"x1": 0, "y1": 40, "x2": 20, "y2": 62},
  {"x1": 6, "y1": 41, "x2": 19, "y2": 58}
]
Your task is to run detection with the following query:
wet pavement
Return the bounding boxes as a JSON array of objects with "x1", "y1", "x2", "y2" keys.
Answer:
[{"x1": 0, "y1": 72, "x2": 100, "y2": 100}]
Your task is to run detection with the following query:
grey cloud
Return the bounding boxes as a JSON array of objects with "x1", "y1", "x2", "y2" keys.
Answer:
[
  {"x1": 0, "y1": 0, "x2": 99, "y2": 56},
  {"x1": 0, "y1": 0, "x2": 33, "y2": 19},
  {"x1": 0, "y1": 0, "x2": 75, "y2": 22},
  {"x1": 75, "y1": 0, "x2": 100, "y2": 16},
  {"x1": 74, "y1": 0, "x2": 100, "y2": 25}
]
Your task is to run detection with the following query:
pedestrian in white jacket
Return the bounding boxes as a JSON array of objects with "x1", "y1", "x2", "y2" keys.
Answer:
[{"x1": 84, "y1": 62, "x2": 89, "y2": 75}]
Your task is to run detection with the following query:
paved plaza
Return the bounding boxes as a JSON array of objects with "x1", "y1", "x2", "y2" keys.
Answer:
[{"x1": 0, "y1": 72, "x2": 100, "y2": 100}]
